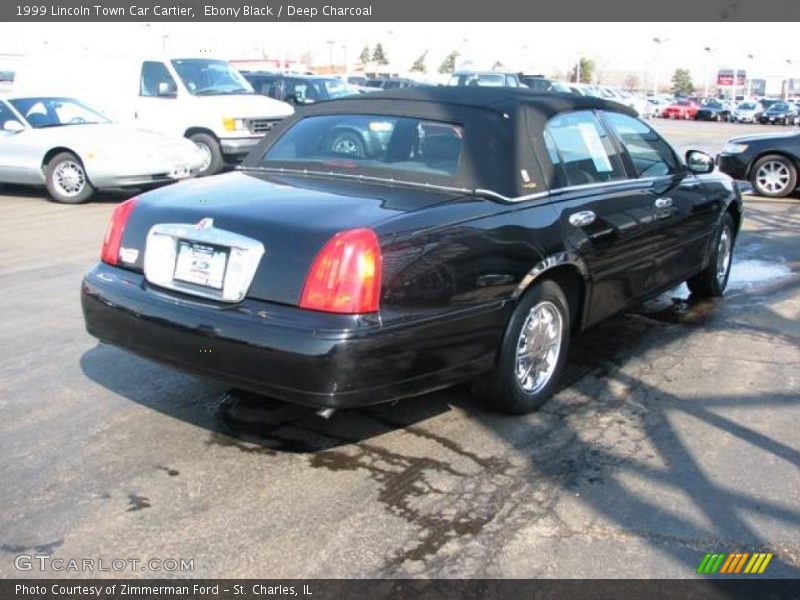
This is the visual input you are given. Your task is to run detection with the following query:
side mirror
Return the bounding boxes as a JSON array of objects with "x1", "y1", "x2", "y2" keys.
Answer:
[
  {"x1": 686, "y1": 150, "x2": 714, "y2": 174},
  {"x1": 157, "y1": 81, "x2": 176, "y2": 97},
  {"x1": 3, "y1": 120, "x2": 24, "y2": 133}
]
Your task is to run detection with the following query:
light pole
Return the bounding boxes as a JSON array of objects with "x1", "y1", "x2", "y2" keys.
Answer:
[
  {"x1": 746, "y1": 53, "x2": 755, "y2": 98},
  {"x1": 326, "y1": 40, "x2": 335, "y2": 73},
  {"x1": 652, "y1": 37, "x2": 669, "y2": 97},
  {"x1": 785, "y1": 59, "x2": 793, "y2": 100},
  {"x1": 703, "y1": 46, "x2": 715, "y2": 97}
]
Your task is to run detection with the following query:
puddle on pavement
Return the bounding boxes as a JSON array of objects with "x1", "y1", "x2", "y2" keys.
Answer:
[
  {"x1": 635, "y1": 255, "x2": 794, "y2": 326},
  {"x1": 636, "y1": 284, "x2": 719, "y2": 326},
  {"x1": 727, "y1": 259, "x2": 792, "y2": 290}
]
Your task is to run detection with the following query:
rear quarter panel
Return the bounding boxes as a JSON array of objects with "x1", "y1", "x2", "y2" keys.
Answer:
[{"x1": 376, "y1": 197, "x2": 565, "y2": 320}]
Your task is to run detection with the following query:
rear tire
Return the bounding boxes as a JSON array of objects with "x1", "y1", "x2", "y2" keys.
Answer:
[
  {"x1": 750, "y1": 154, "x2": 797, "y2": 198},
  {"x1": 687, "y1": 213, "x2": 735, "y2": 298},
  {"x1": 475, "y1": 280, "x2": 570, "y2": 415},
  {"x1": 45, "y1": 152, "x2": 95, "y2": 204},
  {"x1": 189, "y1": 132, "x2": 224, "y2": 176}
]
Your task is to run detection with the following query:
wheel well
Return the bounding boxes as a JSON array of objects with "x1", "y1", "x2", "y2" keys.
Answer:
[
  {"x1": 41, "y1": 147, "x2": 77, "y2": 174},
  {"x1": 536, "y1": 265, "x2": 586, "y2": 331},
  {"x1": 747, "y1": 151, "x2": 799, "y2": 179},
  {"x1": 726, "y1": 202, "x2": 743, "y2": 236},
  {"x1": 184, "y1": 127, "x2": 218, "y2": 142}
]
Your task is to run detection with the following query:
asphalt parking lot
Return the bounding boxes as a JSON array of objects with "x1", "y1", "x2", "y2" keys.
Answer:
[{"x1": 1, "y1": 119, "x2": 798, "y2": 579}]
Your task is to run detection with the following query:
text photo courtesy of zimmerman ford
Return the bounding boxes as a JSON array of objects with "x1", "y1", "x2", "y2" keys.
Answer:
[{"x1": 0, "y1": 17, "x2": 799, "y2": 592}]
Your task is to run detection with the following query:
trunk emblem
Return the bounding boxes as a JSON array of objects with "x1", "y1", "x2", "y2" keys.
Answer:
[{"x1": 196, "y1": 218, "x2": 214, "y2": 230}]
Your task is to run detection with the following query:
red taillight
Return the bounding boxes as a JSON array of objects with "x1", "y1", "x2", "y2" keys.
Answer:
[
  {"x1": 300, "y1": 228, "x2": 382, "y2": 314},
  {"x1": 100, "y1": 197, "x2": 138, "y2": 265}
]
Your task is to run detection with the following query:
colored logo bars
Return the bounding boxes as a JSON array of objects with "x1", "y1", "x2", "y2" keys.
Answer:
[{"x1": 697, "y1": 552, "x2": 773, "y2": 574}]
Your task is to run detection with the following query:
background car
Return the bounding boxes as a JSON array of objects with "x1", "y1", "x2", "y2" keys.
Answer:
[
  {"x1": 448, "y1": 71, "x2": 526, "y2": 87},
  {"x1": 363, "y1": 78, "x2": 417, "y2": 90},
  {"x1": 647, "y1": 97, "x2": 671, "y2": 118},
  {"x1": 718, "y1": 131, "x2": 800, "y2": 197},
  {"x1": 519, "y1": 76, "x2": 571, "y2": 93},
  {"x1": 694, "y1": 98, "x2": 733, "y2": 122},
  {"x1": 758, "y1": 101, "x2": 799, "y2": 125},
  {"x1": 346, "y1": 75, "x2": 367, "y2": 87},
  {"x1": 0, "y1": 95, "x2": 205, "y2": 203},
  {"x1": 731, "y1": 100, "x2": 763, "y2": 123},
  {"x1": 242, "y1": 72, "x2": 361, "y2": 105},
  {"x1": 15, "y1": 53, "x2": 294, "y2": 176},
  {"x1": 662, "y1": 99, "x2": 701, "y2": 119}
]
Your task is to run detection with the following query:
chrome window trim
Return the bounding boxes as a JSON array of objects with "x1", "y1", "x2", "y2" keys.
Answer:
[{"x1": 241, "y1": 168, "x2": 671, "y2": 205}]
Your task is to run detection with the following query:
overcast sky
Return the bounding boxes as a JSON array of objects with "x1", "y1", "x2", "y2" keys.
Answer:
[{"x1": 2, "y1": 22, "x2": 798, "y2": 83}]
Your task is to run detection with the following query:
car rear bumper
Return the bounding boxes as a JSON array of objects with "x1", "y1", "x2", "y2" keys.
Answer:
[{"x1": 81, "y1": 263, "x2": 505, "y2": 409}]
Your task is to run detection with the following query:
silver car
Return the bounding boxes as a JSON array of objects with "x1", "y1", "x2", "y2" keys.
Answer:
[{"x1": 0, "y1": 95, "x2": 205, "y2": 203}]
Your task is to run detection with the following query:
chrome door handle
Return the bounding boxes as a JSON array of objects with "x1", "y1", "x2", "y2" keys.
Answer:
[
  {"x1": 654, "y1": 197, "x2": 673, "y2": 209},
  {"x1": 568, "y1": 210, "x2": 596, "y2": 227}
]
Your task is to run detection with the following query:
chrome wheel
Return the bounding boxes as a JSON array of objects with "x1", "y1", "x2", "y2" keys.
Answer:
[
  {"x1": 331, "y1": 137, "x2": 362, "y2": 156},
  {"x1": 195, "y1": 142, "x2": 213, "y2": 172},
  {"x1": 53, "y1": 160, "x2": 86, "y2": 198},
  {"x1": 755, "y1": 160, "x2": 791, "y2": 195},
  {"x1": 515, "y1": 301, "x2": 563, "y2": 395},
  {"x1": 716, "y1": 223, "x2": 733, "y2": 286}
]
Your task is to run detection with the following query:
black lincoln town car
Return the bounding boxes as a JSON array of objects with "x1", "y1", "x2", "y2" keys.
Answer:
[{"x1": 82, "y1": 88, "x2": 742, "y2": 414}]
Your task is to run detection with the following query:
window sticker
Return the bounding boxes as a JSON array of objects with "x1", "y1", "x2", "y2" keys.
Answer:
[{"x1": 577, "y1": 123, "x2": 613, "y2": 173}]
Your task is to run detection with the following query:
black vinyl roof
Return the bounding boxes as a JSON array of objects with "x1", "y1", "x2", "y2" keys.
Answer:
[
  {"x1": 247, "y1": 86, "x2": 639, "y2": 198},
  {"x1": 332, "y1": 86, "x2": 636, "y2": 118}
]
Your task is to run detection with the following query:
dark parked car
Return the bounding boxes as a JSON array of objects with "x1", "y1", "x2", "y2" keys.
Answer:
[
  {"x1": 758, "y1": 101, "x2": 799, "y2": 125},
  {"x1": 519, "y1": 76, "x2": 571, "y2": 93},
  {"x1": 363, "y1": 78, "x2": 417, "y2": 90},
  {"x1": 346, "y1": 75, "x2": 367, "y2": 86},
  {"x1": 448, "y1": 71, "x2": 526, "y2": 88},
  {"x1": 242, "y1": 72, "x2": 360, "y2": 105},
  {"x1": 82, "y1": 89, "x2": 741, "y2": 415},
  {"x1": 718, "y1": 132, "x2": 800, "y2": 197},
  {"x1": 695, "y1": 99, "x2": 733, "y2": 121}
]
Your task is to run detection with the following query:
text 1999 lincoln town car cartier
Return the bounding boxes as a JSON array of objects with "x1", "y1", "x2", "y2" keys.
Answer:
[{"x1": 81, "y1": 88, "x2": 742, "y2": 414}]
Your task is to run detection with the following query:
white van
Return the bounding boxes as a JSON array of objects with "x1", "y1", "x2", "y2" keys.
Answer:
[{"x1": 14, "y1": 53, "x2": 294, "y2": 175}]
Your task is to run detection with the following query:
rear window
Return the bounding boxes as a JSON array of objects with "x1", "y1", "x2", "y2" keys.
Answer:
[{"x1": 260, "y1": 114, "x2": 464, "y2": 185}]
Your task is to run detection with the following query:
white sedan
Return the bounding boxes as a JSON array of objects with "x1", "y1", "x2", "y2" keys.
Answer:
[{"x1": 0, "y1": 95, "x2": 206, "y2": 203}]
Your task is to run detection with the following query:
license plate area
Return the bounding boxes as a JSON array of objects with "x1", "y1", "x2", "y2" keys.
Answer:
[
  {"x1": 173, "y1": 240, "x2": 229, "y2": 290},
  {"x1": 144, "y1": 220, "x2": 265, "y2": 303}
]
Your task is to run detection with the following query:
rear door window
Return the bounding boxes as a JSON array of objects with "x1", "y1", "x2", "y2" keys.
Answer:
[
  {"x1": 602, "y1": 111, "x2": 679, "y2": 178},
  {"x1": 544, "y1": 111, "x2": 626, "y2": 187}
]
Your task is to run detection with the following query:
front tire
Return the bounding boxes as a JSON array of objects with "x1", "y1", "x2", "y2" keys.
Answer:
[
  {"x1": 751, "y1": 154, "x2": 797, "y2": 198},
  {"x1": 475, "y1": 280, "x2": 570, "y2": 415},
  {"x1": 189, "y1": 132, "x2": 224, "y2": 176},
  {"x1": 687, "y1": 213, "x2": 735, "y2": 298},
  {"x1": 45, "y1": 152, "x2": 95, "y2": 204}
]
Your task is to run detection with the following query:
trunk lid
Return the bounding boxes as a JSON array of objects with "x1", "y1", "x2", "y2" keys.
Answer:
[{"x1": 119, "y1": 170, "x2": 460, "y2": 306}]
